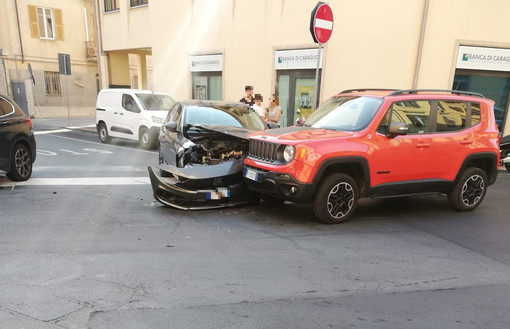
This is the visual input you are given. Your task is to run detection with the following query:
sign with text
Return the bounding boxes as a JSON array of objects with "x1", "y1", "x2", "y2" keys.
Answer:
[
  {"x1": 275, "y1": 49, "x2": 323, "y2": 70},
  {"x1": 189, "y1": 54, "x2": 223, "y2": 72},
  {"x1": 457, "y1": 46, "x2": 510, "y2": 72}
]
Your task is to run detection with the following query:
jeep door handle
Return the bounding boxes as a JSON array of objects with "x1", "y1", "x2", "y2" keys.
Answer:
[
  {"x1": 460, "y1": 139, "x2": 473, "y2": 145},
  {"x1": 416, "y1": 141, "x2": 430, "y2": 148}
]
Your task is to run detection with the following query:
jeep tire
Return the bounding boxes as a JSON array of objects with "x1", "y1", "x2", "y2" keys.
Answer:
[
  {"x1": 448, "y1": 167, "x2": 488, "y2": 211},
  {"x1": 313, "y1": 173, "x2": 359, "y2": 224}
]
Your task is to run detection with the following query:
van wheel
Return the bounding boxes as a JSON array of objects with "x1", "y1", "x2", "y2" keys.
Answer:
[
  {"x1": 6, "y1": 143, "x2": 32, "y2": 181},
  {"x1": 140, "y1": 127, "x2": 153, "y2": 150},
  {"x1": 313, "y1": 173, "x2": 358, "y2": 224},
  {"x1": 98, "y1": 123, "x2": 111, "y2": 143},
  {"x1": 448, "y1": 167, "x2": 487, "y2": 211}
]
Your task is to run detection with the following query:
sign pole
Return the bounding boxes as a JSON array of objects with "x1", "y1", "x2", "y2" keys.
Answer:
[{"x1": 312, "y1": 44, "x2": 322, "y2": 112}]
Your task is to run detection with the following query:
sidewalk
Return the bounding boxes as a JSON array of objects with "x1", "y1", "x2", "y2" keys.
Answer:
[{"x1": 32, "y1": 117, "x2": 97, "y2": 133}]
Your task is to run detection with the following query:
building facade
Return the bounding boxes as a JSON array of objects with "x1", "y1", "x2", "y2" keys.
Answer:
[
  {"x1": 94, "y1": 0, "x2": 510, "y2": 135},
  {"x1": 0, "y1": 0, "x2": 98, "y2": 118}
]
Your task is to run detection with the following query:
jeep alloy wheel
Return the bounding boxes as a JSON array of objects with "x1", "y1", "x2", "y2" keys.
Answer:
[
  {"x1": 448, "y1": 167, "x2": 488, "y2": 211},
  {"x1": 313, "y1": 173, "x2": 359, "y2": 224}
]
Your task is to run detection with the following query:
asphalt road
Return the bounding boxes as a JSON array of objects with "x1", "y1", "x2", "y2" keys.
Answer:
[{"x1": 0, "y1": 123, "x2": 509, "y2": 328}]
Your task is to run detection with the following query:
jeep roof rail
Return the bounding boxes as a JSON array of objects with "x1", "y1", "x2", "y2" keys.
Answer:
[
  {"x1": 388, "y1": 89, "x2": 486, "y2": 98},
  {"x1": 340, "y1": 88, "x2": 398, "y2": 94}
]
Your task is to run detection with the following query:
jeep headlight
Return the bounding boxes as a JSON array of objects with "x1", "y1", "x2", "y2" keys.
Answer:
[
  {"x1": 152, "y1": 116, "x2": 165, "y2": 124},
  {"x1": 283, "y1": 145, "x2": 295, "y2": 162}
]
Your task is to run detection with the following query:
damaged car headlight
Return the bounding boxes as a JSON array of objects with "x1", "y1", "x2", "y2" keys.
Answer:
[
  {"x1": 152, "y1": 116, "x2": 165, "y2": 124},
  {"x1": 282, "y1": 145, "x2": 295, "y2": 163}
]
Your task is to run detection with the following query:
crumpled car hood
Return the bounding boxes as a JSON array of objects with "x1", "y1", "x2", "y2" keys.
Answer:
[{"x1": 183, "y1": 123, "x2": 253, "y2": 143}]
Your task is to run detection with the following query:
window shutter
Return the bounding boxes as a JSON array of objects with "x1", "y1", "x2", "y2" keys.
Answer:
[
  {"x1": 54, "y1": 9, "x2": 64, "y2": 40},
  {"x1": 28, "y1": 5, "x2": 39, "y2": 38}
]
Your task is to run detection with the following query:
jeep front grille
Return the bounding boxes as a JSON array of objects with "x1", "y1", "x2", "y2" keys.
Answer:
[{"x1": 248, "y1": 140, "x2": 279, "y2": 163}]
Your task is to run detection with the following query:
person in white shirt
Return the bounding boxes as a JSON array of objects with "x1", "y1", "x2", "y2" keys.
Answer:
[{"x1": 252, "y1": 94, "x2": 266, "y2": 121}]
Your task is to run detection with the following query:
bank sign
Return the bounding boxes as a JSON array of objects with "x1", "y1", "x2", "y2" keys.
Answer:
[
  {"x1": 457, "y1": 46, "x2": 510, "y2": 72},
  {"x1": 189, "y1": 54, "x2": 222, "y2": 72},
  {"x1": 275, "y1": 49, "x2": 323, "y2": 70}
]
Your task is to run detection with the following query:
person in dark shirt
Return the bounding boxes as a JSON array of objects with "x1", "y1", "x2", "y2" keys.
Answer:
[{"x1": 240, "y1": 85, "x2": 254, "y2": 107}]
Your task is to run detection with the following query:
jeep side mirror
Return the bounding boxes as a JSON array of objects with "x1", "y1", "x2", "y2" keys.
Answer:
[
  {"x1": 163, "y1": 121, "x2": 177, "y2": 132},
  {"x1": 387, "y1": 122, "x2": 409, "y2": 136}
]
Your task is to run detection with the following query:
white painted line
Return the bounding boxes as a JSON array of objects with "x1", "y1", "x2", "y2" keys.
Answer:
[
  {"x1": 12, "y1": 177, "x2": 150, "y2": 186},
  {"x1": 315, "y1": 18, "x2": 333, "y2": 30},
  {"x1": 40, "y1": 134, "x2": 157, "y2": 154},
  {"x1": 35, "y1": 129, "x2": 71, "y2": 135}
]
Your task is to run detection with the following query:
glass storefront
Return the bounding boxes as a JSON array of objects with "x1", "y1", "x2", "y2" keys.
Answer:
[
  {"x1": 192, "y1": 72, "x2": 222, "y2": 100},
  {"x1": 277, "y1": 71, "x2": 319, "y2": 127},
  {"x1": 453, "y1": 70, "x2": 510, "y2": 132}
]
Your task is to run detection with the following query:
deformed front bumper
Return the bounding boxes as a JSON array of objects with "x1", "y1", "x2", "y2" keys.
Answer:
[{"x1": 147, "y1": 159, "x2": 250, "y2": 210}]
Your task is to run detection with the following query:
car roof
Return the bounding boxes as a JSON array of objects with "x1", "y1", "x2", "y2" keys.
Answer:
[
  {"x1": 181, "y1": 99, "x2": 248, "y2": 108},
  {"x1": 335, "y1": 89, "x2": 487, "y2": 99}
]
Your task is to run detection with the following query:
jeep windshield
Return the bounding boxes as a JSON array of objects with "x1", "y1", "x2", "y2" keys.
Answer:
[
  {"x1": 304, "y1": 96, "x2": 383, "y2": 131},
  {"x1": 136, "y1": 93, "x2": 176, "y2": 111}
]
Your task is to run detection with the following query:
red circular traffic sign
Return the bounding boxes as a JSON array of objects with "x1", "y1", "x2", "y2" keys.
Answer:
[{"x1": 310, "y1": 2, "x2": 334, "y2": 44}]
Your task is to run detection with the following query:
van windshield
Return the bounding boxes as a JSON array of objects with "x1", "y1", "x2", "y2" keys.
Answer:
[{"x1": 136, "y1": 93, "x2": 176, "y2": 111}]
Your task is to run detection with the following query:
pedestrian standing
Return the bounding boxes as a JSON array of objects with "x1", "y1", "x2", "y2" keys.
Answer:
[
  {"x1": 267, "y1": 94, "x2": 282, "y2": 126},
  {"x1": 252, "y1": 94, "x2": 266, "y2": 120},
  {"x1": 240, "y1": 85, "x2": 255, "y2": 108}
]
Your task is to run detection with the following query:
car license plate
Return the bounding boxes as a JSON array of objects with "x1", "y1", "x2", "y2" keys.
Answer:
[
  {"x1": 244, "y1": 168, "x2": 258, "y2": 181},
  {"x1": 206, "y1": 188, "x2": 230, "y2": 200}
]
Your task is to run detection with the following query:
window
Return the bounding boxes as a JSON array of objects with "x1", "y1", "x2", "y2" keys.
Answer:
[
  {"x1": 471, "y1": 103, "x2": 481, "y2": 126},
  {"x1": 0, "y1": 97, "x2": 15, "y2": 116},
  {"x1": 37, "y1": 8, "x2": 54, "y2": 39},
  {"x1": 391, "y1": 100, "x2": 432, "y2": 134},
  {"x1": 436, "y1": 101, "x2": 467, "y2": 132},
  {"x1": 122, "y1": 94, "x2": 141, "y2": 113},
  {"x1": 105, "y1": 0, "x2": 119, "y2": 12},
  {"x1": 44, "y1": 72, "x2": 61, "y2": 96},
  {"x1": 130, "y1": 0, "x2": 148, "y2": 7},
  {"x1": 28, "y1": 6, "x2": 64, "y2": 40}
]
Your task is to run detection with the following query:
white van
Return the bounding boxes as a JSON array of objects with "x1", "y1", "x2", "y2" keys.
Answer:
[{"x1": 95, "y1": 89, "x2": 175, "y2": 149}]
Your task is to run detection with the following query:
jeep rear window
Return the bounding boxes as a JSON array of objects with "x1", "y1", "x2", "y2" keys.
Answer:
[{"x1": 305, "y1": 96, "x2": 383, "y2": 131}]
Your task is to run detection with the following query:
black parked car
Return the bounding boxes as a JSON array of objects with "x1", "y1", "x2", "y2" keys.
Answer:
[
  {"x1": 0, "y1": 94, "x2": 36, "y2": 181},
  {"x1": 147, "y1": 100, "x2": 266, "y2": 210}
]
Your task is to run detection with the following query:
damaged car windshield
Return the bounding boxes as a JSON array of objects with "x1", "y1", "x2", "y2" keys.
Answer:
[
  {"x1": 305, "y1": 96, "x2": 383, "y2": 131},
  {"x1": 136, "y1": 93, "x2": 175, "y2": 111},
  {"x1": 184, "y1": 105, "x2": 266, "y2": 130}
]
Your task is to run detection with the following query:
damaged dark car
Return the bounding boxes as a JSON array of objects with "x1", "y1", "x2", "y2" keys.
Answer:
[{"x1": 147, "y1": 100, "x2": 266, "y2": 210}]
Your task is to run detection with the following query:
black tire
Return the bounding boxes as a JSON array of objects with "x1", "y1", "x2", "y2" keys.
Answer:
[
  {"x1": 140, "y1": 127, "x2": 153, "y2": 150},
  {"x1": 448, "y1": 167, "x2": 488, "y2": 211},
  {"x1": 313, "y1": 173, "x2": 358, "y2": 224},
  {"x1": 98, "y1": 122, "x2": 111, "y2": 143},
  {"x1": 6, "y1": 143, "x2": 32, "y2": 182},
  {"x1": 505, "y1": 163, "x2": 510, "y2": 173}
]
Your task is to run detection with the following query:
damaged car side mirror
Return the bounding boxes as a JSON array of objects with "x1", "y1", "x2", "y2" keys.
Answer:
[{"x1": 164, "y1": 121, "x2": 178, "y2": 132}]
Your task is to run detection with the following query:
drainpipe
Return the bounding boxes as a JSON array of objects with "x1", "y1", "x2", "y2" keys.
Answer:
[
  {"x1": 14, "y1": 0, "x2": 25, "y2": 63},
  {"x1": 413, "y1": 0, "x2": 430, "y2": 89}
]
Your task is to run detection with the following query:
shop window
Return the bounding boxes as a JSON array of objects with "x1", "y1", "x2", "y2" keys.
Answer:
[
  {"x1": 28, "y1": 5, "x2": 64, "y2": 40},
  {"x1": 105, "y1": 0, "x2": 119, "y2": 12},
  {"x1": 192, "y1": 72, "x2": 222, "y2": 101},
  {"x1": 130, "y1": 0, "x2": 148, "y2": 7},
  {"x1": 44, "y1": 72, "x2": 61, "y2": 96}
]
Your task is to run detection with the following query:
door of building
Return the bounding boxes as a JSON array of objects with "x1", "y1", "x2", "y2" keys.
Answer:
[
  {"x1": 277, "y1": 69, "x2": 321, "y2": 127},
  {"x1": 12, "y1": 82, "x2": 29, "y2": 116}
]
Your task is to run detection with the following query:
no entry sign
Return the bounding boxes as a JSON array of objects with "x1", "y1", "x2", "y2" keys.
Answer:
[{"x1": 310, "y1": 2, "x2": 334, "y2": 44}]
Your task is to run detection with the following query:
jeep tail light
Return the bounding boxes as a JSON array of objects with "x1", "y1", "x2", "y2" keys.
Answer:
[{"x1": 25, "y1": 118, "x2": 33, "y2": 128}]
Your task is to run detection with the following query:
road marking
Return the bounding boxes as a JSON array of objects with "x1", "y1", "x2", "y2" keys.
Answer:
[
  {"x1": 40, "y1": 133, "x2": 157, "y2": 154},
  {"x1": 11, "y1": 177, "x2": 150, "y2": 186},
  {"x1": 35, "y1": 129, "x2": 71, "y2": 135}
]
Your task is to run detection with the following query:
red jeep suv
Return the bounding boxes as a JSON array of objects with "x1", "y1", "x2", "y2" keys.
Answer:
[{"x1": 244, "y1": 89, "x2": 500, "y2": 223}]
